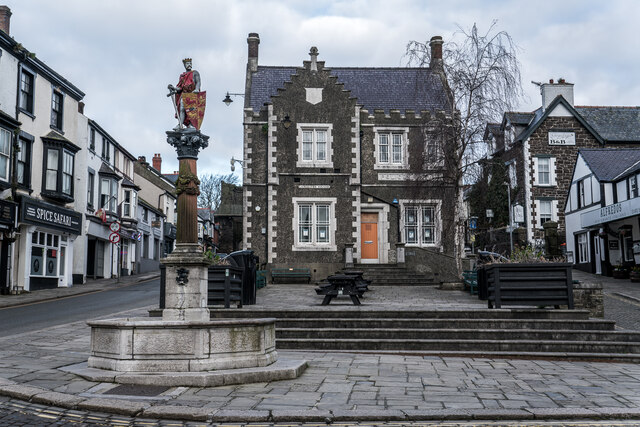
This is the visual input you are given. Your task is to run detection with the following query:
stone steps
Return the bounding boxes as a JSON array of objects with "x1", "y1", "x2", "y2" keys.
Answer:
[
  {"x1": 277, "y1": 328, "x2": 640, "y2": 342},
  {"x1": 274, "y1": 318, "x2": 616, "y2": 331},
  {"x1": 276, "y1": 338, "x2": 640, "y2": 354},
  {"x1": 208, "y1": 309, "x2": 640, "y2": 359}
]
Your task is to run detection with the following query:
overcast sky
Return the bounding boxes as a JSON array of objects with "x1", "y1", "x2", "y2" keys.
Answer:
[{"x1": 4, "y1": 0, "x2": 639, "y2": 178}]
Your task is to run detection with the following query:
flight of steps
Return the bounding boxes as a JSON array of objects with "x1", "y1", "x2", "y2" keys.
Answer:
[
  {"x1": 351, "y1": 264, "x2": 436, "y2": 286},
  {"x1": 210, "y1": 309, "x2": 640, "y2": 361}
]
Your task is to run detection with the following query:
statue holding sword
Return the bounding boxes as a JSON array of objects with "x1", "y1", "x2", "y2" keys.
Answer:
[{"x1": 168, "y1": 58, "x2": 206, "y2": 130}]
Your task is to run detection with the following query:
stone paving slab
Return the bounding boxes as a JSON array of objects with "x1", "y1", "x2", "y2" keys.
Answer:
[{"x1": 2, "y1": 275, "x2": 640, "y2": 422}]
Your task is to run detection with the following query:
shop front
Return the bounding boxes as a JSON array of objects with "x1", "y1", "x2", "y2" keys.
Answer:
[
  {"x1": 17, "y1": 197, "x2": 82, "y2": 291},
  {"x1": 579, "y1": 198, "x2": 640, "y2": 275},
  {"x1": 118, "y1": 227, "x2": 139, "y2": 276}
]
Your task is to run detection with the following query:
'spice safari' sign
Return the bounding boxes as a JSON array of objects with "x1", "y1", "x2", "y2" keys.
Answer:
[{"x1": 548, "y1": 131, "x2": 576, "y2": 146}]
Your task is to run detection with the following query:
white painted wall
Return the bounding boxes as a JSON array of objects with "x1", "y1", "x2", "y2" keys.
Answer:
[{"x1": 0, "y1": 46, "x2": 18, "y2": 114}]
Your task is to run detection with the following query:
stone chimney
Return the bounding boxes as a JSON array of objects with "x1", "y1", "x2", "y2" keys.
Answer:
[
  {"x1": 0, "y1": 6, "x2": 11, "y2": 35},
  {"x1": 152, "y1": 153, "x2": 162, "y2": 173},
  {"x1": 138, "y1": 156, "x2": 148, "y2": 166},
  {"x1": 429, "y1": 36, "x2": 443, "y2": 71},
  {"x1": 541, "y1": 78, "x2": 574, "y2": 111},
  {"x1": 247, "y1": 32, "x2": 260, "y2": 73}
]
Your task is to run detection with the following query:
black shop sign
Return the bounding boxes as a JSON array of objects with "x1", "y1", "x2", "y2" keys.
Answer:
[{"x1": 20, "y1": 197, "x2": 82, "y2": 235}]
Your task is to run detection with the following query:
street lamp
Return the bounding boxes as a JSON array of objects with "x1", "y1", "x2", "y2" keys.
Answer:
[
  {"x1": 222, "y1": 92, "x2": 244, "y2": 106},
  {"x1": 230, "y1": 156, "x2": 244, "y2": 172}
]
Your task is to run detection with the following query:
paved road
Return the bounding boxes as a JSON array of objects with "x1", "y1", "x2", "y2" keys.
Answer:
[{"x1": 0, "y1": 279, "x2": 159, "y2": 337}]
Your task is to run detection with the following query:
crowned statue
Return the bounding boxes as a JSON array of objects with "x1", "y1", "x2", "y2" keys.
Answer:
[{"x1": 168, "y1": 58, "x2": 207, "y2": 131}]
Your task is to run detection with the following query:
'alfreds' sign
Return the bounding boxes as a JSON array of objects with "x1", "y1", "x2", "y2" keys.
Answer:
[{"x1": 548, "y1": 131, "x2": 576, "y2": 146}]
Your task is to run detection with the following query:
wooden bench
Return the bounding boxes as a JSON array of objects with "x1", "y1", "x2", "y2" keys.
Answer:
[
  {"x1": 462, "y1": 270, "x2": 478, "y2": 295},
  {"x1": 315, "y1": 274, "x2": 361, "y2": 305},
  {"x1": 271, "y1": 268, "x2": 311, "y2": 283}
]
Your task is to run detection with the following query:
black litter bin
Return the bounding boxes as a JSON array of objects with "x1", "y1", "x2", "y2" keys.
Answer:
[{"x1": 224, "y1": 250, "x2": 259, "y2": 305}]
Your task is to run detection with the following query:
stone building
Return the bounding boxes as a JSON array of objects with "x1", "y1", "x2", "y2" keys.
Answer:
[
  {"x1": 216, "y1": 181, "x2": 243, "y2": 254},
  {"x1": 241, "y1": 33, "x2": 459, "y2": 282},
  {"x1": 486, "y1": 80, "x2": 640, "y2": 248}
]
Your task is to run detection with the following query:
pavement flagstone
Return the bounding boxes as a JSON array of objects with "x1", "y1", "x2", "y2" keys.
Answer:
[{"x1": 0, "y1": 271, "x2": 639, "y2": 423}]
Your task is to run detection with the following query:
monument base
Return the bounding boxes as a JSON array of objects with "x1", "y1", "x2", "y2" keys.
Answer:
[{"x1": 88, "y1": 318, "x2": 277, "y2": 372}]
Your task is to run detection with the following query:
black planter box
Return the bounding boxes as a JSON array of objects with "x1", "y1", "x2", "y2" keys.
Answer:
[
  {"x1": 208, "y1": 265, "x2": 243, "y2": 308},
  {"x1": 484, "y1": 263, "x2": 574, "y2": 309}
]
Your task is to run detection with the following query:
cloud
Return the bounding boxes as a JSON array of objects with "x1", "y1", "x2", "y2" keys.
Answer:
[{"x1": 3, "y1": 0, "x2": 639, "y2": 178}]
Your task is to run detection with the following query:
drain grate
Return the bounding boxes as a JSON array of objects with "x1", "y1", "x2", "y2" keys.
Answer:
[{"x1": 107, "y1": 384, "x2": 170, "y2": 397}]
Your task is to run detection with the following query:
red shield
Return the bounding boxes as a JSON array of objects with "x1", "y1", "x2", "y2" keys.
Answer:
[{"x1": 182, "y1": 91, "x2": 207, "y2": 130}]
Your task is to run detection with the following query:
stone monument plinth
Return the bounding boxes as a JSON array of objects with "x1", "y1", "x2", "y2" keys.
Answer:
[{"x1": 76, "y1": 97, "x2": 306, "y2": 386}]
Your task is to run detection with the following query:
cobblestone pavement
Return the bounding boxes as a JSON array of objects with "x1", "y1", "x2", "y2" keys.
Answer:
[{"x1": 573, "y1": 270, "x2": 640, "y2": 331}]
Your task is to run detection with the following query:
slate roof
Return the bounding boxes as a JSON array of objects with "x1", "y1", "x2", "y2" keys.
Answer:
[
  {"x1": 249, "y1": 66, "x2": 451, "y2": 113},
  {"x1": 198, "y1": 209, "x2": 214, "y2": 222},
  {"x1": 576, "y1": 107, "x2": 640, "y2": 142},
  {"x1": 580, "y1": 148, "x2": 640, "y2": 181},
  {"x1": 504, "y1": 112, "x2": 535, "y2": 126},
  {"x1": 163, "y1": 173, "x2": 179, "y2": 184},
  {"x1": 98, "y1": 163, "x2": 122, "y2": 181}
]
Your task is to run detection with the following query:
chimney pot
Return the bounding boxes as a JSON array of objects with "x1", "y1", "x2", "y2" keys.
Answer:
[
  {"x1": 78, "y1": 101, "x2": 85, "y2": 115},
  {"x1": 152, "y1": 153, "x2": 162, "y2": 173},
  {"x1": 247, "y1": 32, "x2": 260, "y2": 72},
  {"x1": 558, "y1": 78, "x2": 566, "y2": 84},
  {"x1": 429, "y1": 36, "x2": 443, "y2": 71},
  {"x1": 0, "y1": 6, "x2": 11, "y2": 35},
  {"x1": 549, "y1": 79, "x2": 554, "y2": 84}
]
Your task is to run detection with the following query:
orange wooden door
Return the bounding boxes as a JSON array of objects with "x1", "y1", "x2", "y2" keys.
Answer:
[{"x1": 361, "y1": 213, "x2": 378, "y2": 260}]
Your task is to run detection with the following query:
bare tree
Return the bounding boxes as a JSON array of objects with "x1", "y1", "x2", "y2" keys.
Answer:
[
  {"x1": 198, "y1": 173, "x2": 240, "y2": 211},
  {"x1": 405, "y1": 22, "x2": 523, "y2": 271}
]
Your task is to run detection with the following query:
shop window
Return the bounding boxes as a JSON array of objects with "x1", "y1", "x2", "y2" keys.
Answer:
[
  {"x1": 624, "y1": 235, "x2": 634, "y2": 262},
  {"x1": 577, "y1": 233, "x2": 589, "y2": 264},
  {"x1": 30, "y1": 231, "x2": 60, "y2": 277}
]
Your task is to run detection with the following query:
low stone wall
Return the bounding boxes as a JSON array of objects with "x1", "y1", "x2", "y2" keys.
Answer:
[
  {"x1": 573, "y1": 280, "x2": 604, "y2": 318},
  {"x1": 404, "y1": 247, "x2": 458, "y2": 283}
]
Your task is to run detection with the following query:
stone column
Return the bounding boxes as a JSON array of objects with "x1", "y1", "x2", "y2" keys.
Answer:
[{"x1": 163, "y1": 129, "x2": 211, "y2": 321}]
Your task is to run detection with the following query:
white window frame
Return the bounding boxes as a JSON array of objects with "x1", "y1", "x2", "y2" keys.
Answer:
[
  {"x1": 0, "y1": 127, "x2": 11, "y2": 182},
  {"x1": 292, "y1": 197, "x2": 337, "y2": 251},
  {"x1": 100, "y1": 177, "x2": 118, "y2": 213},
  {"x1": 399, "y1": 199, "x2": 442, "y2": 248},
  {"x1": 296, "y1": 123, "x2": 333, "y2": 168},
  {"x1": 123, "y1": 189, "x2": 137, "y2": 218},
  {"x1": 535, "y1": 199, "x2": 558, "y2": 229},
  {"x1": 577, "y1": 233, "x2": 589, "y2": 264},
  {"x1": 374, "y1": 127, "x2": 410, "y2": 169},
  {"x1": 533, "y1": 156, "x2": 556, "y2": 186}
]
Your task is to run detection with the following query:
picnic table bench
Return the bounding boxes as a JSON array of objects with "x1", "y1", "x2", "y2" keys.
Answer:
[
  {"x1": 315, "y1": 274, "x2": 362, "y2": 305},
  {"x1": 462, "y1": 270, "x2": 478, "y2": 295},
  {"x1": 271, "y1": 267, "x2": 311, "y2": 283}
]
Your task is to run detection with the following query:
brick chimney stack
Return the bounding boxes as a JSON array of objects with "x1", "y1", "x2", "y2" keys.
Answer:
[
  {"x1": 429, "y1": 36, "x2": 443, "y2": 71},
  {"x1": 247, "y1": 33, "x2": 260, "y2": 73},
  {"x1": 152, "y1": 153, "x2": 162, "y2": 173},
  {"x1": 0, "y1": 6, "x2": 12, "y2": 35}
]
